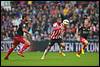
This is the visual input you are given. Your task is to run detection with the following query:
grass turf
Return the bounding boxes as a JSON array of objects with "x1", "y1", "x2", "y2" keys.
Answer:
[{"x1": 1, "y1": 52, "x2": 99, "y2": 66}]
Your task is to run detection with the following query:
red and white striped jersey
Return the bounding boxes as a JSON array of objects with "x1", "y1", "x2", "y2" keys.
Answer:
[{"x1": 50, "y1": 22, "x2": 67, "y2": 39}]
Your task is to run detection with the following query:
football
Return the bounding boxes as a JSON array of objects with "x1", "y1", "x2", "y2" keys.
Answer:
[{"x1": 63, "y1": 19, "x2": 69, "y2": 25}]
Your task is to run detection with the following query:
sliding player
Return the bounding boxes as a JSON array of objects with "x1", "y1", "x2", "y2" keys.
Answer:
[
  {"x1": 4, "y1": 14, "x2": 32, "y2": 60},
  {"x1": 41, "y1": 18, "x2": 69, "y2": 59},
  {"x1": 75, "y1": 18, "x2": 92, "y2": 57}
]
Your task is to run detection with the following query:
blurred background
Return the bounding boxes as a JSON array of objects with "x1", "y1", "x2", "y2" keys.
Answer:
[{"x1": 1, "y1": 1, "x2": 99, "y2": 52}]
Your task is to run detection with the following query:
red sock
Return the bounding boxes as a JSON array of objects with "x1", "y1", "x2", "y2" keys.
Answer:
[
  {"x1": 78, "y1": 45, "x2": 87, "y2": 55},
  {"x1": 78, "y1": 49, "x2": 82, "y2": 55},
  {"x1": 83, "y1": 45, "x2": 87, "y2": 49},
  {"x1": 19, "y1": 45, "x2": 29, "y2": 53},
  {"x1": 5, "y1": 48, "x2": 14, "y2": 58}
]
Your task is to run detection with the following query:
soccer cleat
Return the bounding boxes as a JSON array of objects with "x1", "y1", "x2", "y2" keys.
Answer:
[
  {"x1": 59, "y1": 52, "x2": 66, "y2": 56},
  {"x1": 18, "y1": 52, "x2": 24, "y2": 57},
  {"x1": 76, "y1": 53, "x2": 80, "y2": 57},
  {"x1": 4, "y1": 57, "x2": 9, "y2": 60},
  {"x1": 81, "y1": 48, "x2": 84, "y2": 54},
  {"x1": 41, "y1": 56, "x2": 45, "y2": 60}
]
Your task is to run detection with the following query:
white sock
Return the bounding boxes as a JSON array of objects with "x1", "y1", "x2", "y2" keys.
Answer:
[{"x1": 42, "y1": 49, "x2": 48, "y2": 57}]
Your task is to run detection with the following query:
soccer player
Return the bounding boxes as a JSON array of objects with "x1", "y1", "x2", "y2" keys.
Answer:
[
  {"x1": 4, "y1": 14, "x2": 32, "y2": 60},
  {"x1": 75, "y1": 18, "x2": 92, "y2": 57},
  {"x1": 41, "y1": 18, "x2": 69, "y2": 59}
]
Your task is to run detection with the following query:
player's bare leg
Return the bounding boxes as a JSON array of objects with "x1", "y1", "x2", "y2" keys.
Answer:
[
  {"x1": 4, "y1": 40, "x2": 19, "y2": 60},
  {"x1": 79, "y1": 40, "x2": 88, "y2": 54},
  {"x1": 18, "y1": 38, "x2": 30, "y2": 57},
  {"x1": 41, "y1": 46, "x2": 51, "y2": 59},
  {"x1": 82, "y1": 40, "x2": 88, "y2": 54},
  {"x1": 76, "y1": 36, "x2": 81, "y2": 57},
  {"x1": 59, "y1": 43, "x2": 66, "y2": 56},
  {"x1": 76, "y1": 40, "x2": 88, "y2": 57}
]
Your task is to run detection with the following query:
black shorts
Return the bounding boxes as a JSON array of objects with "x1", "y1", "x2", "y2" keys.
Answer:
[{"x1": 49, "y1": 38, "x2": 64, "y2": 46}]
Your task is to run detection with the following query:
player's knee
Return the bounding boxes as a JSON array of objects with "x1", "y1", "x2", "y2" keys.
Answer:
[
  {"x1": 27, "y1": 42, "x2": 31, "y2": 46},
  {"x1": 47, "y1": 46, "x2": 51, "y2": 50},
  {"x1": 84, "y1": 40, "x2": 88, "y2": 45},
  {"x1": 25, "y1": 41, "x2": 31, "y2": 46},
  {"x1": 82, "y1": 40, "x2": 88, "y2": 45},
  {"x1": 60, "y1": 43, "x2": 65, "y2": 48}
]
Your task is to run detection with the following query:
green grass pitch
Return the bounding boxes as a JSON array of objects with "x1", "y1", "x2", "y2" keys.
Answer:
[{"x1": 1, "y1": 52, "x2": 99, "y2": 66}]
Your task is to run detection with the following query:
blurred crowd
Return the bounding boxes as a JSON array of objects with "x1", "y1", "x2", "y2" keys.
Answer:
[{"x1": 1, "y1": 1, "x2": 99, "y2": 41}]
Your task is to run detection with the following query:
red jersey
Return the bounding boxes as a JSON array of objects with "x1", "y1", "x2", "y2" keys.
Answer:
[{"x1": 50, "y1": 22, "x2": 67, "y2": 39}]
